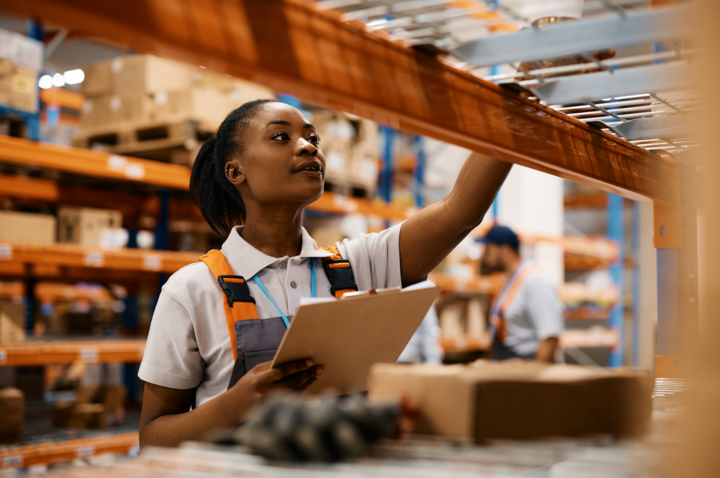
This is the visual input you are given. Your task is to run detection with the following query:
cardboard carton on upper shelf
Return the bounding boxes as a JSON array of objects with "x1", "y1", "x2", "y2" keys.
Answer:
[
  {"x1": 113, "y1": 55, "x2": 194, "y2": 96},
  {"x1": 81, "y1": 61, "x2": 113, "y2": 97},
  {"x1": 312, "y1": 110, "x2": 355, "y2": 182},
  {"x1": 0, "y1": 30, "x2": 43, "y2": 71},
  {"x1": 369, "y1": 360, "x2": 653, "y2": 442},
  {"x1": 0, "y1": 387, "x2": 24, "y2": 444},
  {"x1": 57, "y1": 206, "x2": 123, "y2": 247},
  {"x1": 0, "y1": 210, "x2": 56, "y2": 243},
  {"x1": 0, "y1": 299, "x2": 25, "y2": 344}
]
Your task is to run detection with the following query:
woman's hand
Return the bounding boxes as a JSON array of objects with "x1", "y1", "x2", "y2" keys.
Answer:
[
  {"x1": 140, "y1": 359, "x2": 322, "y2": 448},
  {"x1": 229, "y1": 359, "x2": 322, "y2": 422}
]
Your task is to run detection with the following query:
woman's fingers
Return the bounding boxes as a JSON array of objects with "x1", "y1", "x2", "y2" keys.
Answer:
[
  {"x1": 270, "y1": 365, "x2": 323, "y2": 392},
  {"x1": 255, "y1": 359, "x2": 315, "y2": 388}
]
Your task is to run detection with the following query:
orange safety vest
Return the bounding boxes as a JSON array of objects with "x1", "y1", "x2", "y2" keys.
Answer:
[
  {"x1": 199, "y1": 245, "x2": 357, "y2": 361},
  {"x1": 490, "y1": 264, "x2": 539, "y2": 344}
]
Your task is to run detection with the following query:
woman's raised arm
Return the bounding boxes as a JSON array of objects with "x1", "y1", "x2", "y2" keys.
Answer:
[{"x1": 399, "y1": 152, "x2": 512, "y2": 286}]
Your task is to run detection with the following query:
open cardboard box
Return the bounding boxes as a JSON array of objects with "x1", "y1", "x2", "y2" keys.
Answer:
[{"x1": 369, "y1": 360, "x2": 653, "y2": 442}]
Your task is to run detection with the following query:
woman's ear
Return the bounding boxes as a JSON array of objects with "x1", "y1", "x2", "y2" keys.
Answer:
[{"x1": 225, "y1": 159, "x2": 246, "y2": 185}]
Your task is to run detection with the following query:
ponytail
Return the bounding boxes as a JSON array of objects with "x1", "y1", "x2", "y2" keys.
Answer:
[{"x1": 189, "y1": 98, "x2": 280, "y2": 236}]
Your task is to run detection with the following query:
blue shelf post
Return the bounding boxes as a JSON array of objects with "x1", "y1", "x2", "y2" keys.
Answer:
[
  {"x1": 412, "y1": 135, "x2": 425, "y2": 208},
  {"x1": 631, "y1": 202, "x2": 641, "y2": 366},
  {"x1": 378, "y1": 125, "x2": 395, "y2": 205},
  {"x1": 607, "y1": 194, "x2": 625, "y2": 368}
]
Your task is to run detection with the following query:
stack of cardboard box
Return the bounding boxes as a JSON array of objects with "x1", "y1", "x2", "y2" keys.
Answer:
[
  {"x1": 0, "y1": 30, "x2": 42, "y2": 113},
  {"x1": 79, "y1": 55, "x2": 275, "y2": 134},
  {"x1": 311, "y1": 110, "x2": 380, "y2": 195}
]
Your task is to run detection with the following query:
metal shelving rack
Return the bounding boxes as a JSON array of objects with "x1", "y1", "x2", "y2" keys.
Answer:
[{"x1": 0, "y1": 0, "x2": 700, "y2": 472}]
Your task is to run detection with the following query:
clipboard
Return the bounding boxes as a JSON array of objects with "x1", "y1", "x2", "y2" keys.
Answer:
[{"x1": 271, "y1": 282, "x2": 442, "y2": 397}]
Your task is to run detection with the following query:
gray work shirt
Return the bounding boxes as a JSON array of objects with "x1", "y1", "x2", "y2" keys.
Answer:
[{"x1": 495, "y1": 264, "x2": 564, "y2": 357}]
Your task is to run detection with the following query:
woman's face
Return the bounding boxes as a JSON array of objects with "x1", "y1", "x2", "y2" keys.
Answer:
[{"x1": 230, "y1": 102, "x2": 326, "y2": 208}]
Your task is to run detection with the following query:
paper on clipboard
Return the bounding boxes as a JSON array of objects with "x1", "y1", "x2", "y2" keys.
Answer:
[{"x1": 273, "y1": 280, "x2": 442, "y2": 397}]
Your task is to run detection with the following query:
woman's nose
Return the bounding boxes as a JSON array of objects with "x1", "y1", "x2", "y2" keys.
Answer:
[{"x1": 295, "y1": 138, "x2": 318, "y2": 157}]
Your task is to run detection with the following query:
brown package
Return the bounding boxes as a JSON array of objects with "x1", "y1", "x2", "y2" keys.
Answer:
[
  {"x1": 56, "y1": 206, "x2": 122, "y2": 247},
  {"x1": 0, "y1": 387, "x2": 24, "y2": 444},
  {"x1": 369, "y1": 361, "x2": 653, "y2": 442},
  {"x1": 0, "y1": 299, "x2": 26, "y2": 344},
  {"x1": 0, "y1": 210, "x2": 56, "y2": 243}
]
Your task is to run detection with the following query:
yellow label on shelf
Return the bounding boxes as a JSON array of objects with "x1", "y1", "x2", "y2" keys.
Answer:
[{"x1": 11, "y1": 75, "x2": 34, "y2": 94}]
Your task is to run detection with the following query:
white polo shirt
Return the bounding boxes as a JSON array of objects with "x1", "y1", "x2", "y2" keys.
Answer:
[{"x1": 138, "y1": 224, "x2": 403, "y2": 407}]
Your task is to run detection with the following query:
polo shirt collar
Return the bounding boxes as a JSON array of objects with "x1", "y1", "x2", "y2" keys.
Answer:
[{"x1": 220, "y1": 226, "x2": 334, "y2": 279}]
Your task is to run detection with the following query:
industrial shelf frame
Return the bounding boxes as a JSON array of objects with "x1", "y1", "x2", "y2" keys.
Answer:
[{"x1": 0, "y1": 0, "x2": 689, "y2": 377}]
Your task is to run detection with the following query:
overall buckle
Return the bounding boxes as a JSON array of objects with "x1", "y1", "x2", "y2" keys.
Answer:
[
  {"x1": 217, "y1": 275, "x2": 255, "y2": 307},
  {"x1": 322, "y1": 259, "x2": 358, "y2": 296}
]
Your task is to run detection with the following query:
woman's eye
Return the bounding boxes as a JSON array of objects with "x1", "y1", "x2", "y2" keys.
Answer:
[
  {"x1": 271, "y1": 132, "x2": 290, "y2": 141},
  {"x1": 308, "y1": 135, "x2": 321, "y2": 146}
]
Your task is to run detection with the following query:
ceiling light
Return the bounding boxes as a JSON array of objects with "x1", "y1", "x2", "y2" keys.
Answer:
[
  {"x1": 38, "y1": 75, "x2": 53, "y2": 89},
  {"x1": 52, "y1": 73, "x2": 65, "y2": 87},
  {"x1": 63, "y1": 69, "x2": 85, "y2": 85}
]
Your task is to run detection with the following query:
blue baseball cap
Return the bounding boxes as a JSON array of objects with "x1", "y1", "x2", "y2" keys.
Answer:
[{"x1": 479, "y1": 225, "x2": 520, "y2": 251}]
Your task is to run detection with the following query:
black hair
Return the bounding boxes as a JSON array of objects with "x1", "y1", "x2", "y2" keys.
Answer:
[{"x1": 190, "y1": 98, "x2": 280, "y2": 235}]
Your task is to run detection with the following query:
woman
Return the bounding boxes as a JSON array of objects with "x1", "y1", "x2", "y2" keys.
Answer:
[{"x1": 138, "y1": 99, "x2": 512, "y2": 447}]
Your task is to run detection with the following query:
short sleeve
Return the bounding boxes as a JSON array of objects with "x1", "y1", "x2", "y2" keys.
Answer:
[
  {"x1": 336, "y1": 222, "x2": 403, "y2": 290},
  {"x1": 138, "y1": 290, "x2": 205, "y2": 390},
  {"x1": 524, "y1": 275, "x2": 564, "y2": 340}
]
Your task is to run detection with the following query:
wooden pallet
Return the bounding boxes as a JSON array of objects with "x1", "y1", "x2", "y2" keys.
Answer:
[
  {"x1": 324, "y1": 178, "x2": 375, "y2": 200},
  {"x1": 72, "y1": 119, "x2": 212, "y2": 167}
]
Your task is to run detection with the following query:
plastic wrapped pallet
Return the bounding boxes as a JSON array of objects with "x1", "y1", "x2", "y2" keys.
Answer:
[{"x1": 369, "y1": 360, "x2": 653, "y2": 442}]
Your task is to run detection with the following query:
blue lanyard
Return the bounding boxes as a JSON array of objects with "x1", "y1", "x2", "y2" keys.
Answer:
[{"x1": 252, "y1": 259, "x2": 316, "y2": 329}]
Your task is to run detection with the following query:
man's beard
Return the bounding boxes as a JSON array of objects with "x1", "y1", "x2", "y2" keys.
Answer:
[{"x1": 480, "y1": 262, "x2": 505, "y2": 275}]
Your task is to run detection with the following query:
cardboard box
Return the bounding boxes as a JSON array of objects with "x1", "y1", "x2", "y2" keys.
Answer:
[
  {"x1": 0, "y1": 299, "x2": 25, "y2": 343},
  {"x1": 114, "y1": 55, "x2": 194, "y2": 96},
  {"x1": 0, "y1": 211, "x2": 56, "y2": 243},
  {"x1": 369, "y1": 361, "x2": 653, "y2": 441},
  {"x1": 312, "y1": 110, "x2": 355, "y2": 181},
  {"x1": 81, "y1": 61, "x2": 113, "y2": 97},
  {"x1": 81, "y1": 95, "x2": 143, "y2": 128},
  {"x1": 57, "y1": 206, "x2": 123, "y2": 247},
  {"x1": 0, "y1": 387, "x2": 24, "y2": 444}
]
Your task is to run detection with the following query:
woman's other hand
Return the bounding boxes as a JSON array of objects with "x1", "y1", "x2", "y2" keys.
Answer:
[{"x1": 229, "y1": 359, "x2": 322, "y2": 422}]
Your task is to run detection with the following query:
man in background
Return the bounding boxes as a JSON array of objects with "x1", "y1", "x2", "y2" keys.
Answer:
[{"x1": 480, "y1": 225, "x2": 564, "y2": 363}]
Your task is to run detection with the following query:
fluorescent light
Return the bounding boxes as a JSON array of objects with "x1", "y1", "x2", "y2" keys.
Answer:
[
  {"x1": 63, "y1": 69, "x2": 85, "y2": 85},
  {"x1": 38, "y1": 75, "x2": 53, "y2": 89},
  {"x1": 52, "y1": 73, "x2": 65, "y2": 87}
]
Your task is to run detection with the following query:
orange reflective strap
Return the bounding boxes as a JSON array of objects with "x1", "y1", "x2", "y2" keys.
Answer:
[
  {"x1": 320, "y1": 244, "x2": 343, "y2": 260},
  {"x1": 328, "y1": 262, "x2": 350, "y2": 269},
  {"x1": 491, "y1": 265, "x2": 539, "y2": 344},
  {"x1": 200, "y1": 249, "x2": 259, "y2": 361}
]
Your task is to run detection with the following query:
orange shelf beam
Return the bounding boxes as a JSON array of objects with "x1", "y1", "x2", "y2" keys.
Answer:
[
  {"x1": 39, "y1": 87, "x2": 85, "y2": 110},
  {"x1": 0, "y1": 432, "x2": 138, "y2": 469},
  {"x1": 0, "y1": 143, "x2": 412, "y2": 222},
  {"x1": 0, "y1": 0, "x2": 680, "y2": 206},
  {"x1": 0, "y1": 241, "x2": 200, "y2": 275},
  {"x1": 0, "y1": 281, "x2": 113, "y2": 303},
  {"x1": 0, "y1": 135, "x2": 192, "y2": 190},
  {"x1": 0, "y1": 340, "x2": 146, "y2": 367}
]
